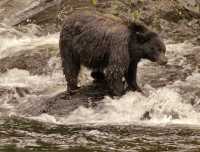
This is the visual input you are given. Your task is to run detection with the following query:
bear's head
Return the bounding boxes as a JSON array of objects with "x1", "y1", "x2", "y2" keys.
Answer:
[
  {"x1": 129, "y1": 23, "x2": 168, "y2": 65},
  {"x1": 137, "y1": 32, "x2": 168, "y2": 65}
]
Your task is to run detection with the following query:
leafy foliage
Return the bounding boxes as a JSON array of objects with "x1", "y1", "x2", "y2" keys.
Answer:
[
  {"x1": 108, "y1": 0, "x2": 144, "y2": 22},
  {"x1": 91, "y1": 0, "x2": 97, "y2": 6}
]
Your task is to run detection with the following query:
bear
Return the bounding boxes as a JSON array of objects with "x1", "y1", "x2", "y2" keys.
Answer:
[{"x1": 59, "y1": 10, "x2": 167, "y2": 96}]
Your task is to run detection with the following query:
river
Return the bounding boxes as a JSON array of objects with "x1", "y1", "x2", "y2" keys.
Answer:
[{"x1": 0, "y1": 22, "x2": 200, "y2": 151}]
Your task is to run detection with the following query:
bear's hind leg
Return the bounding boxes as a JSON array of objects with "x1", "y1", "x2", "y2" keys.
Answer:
[
  {"x1": 91, "y1": 70, "x2": 105, "y2": 82},
  {"x1": 61, "y1": 52, "x2": 80, "y2": 94}
]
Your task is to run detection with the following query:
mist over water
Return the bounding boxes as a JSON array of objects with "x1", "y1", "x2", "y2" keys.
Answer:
[{"x1": 0, "y1": 23, "x2": 200, "y2": 152}]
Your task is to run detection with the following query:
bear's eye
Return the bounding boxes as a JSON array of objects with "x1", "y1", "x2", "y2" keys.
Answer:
[
  {"x1": 150, "y1": 46, "x2": 155, "y2": 51},
  {"x1": 160, "y1": 48, "x2": 166, "y2": 53}
]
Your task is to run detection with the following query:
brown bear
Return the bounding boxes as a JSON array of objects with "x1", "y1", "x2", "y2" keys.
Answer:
[{"x1": 59, "y1": 10, "x2": 167, "y2": 96}]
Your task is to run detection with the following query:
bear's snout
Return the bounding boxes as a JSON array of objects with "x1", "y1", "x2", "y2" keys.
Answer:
[{"x1": 157, "y1": 53, "x2": 168, "y2": 65}]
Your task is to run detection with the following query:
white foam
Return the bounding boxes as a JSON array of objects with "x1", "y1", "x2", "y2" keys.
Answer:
[
  {"x1": 51, "y1": 87, "x2": 199, "y2": 126},
  {"x1": 0, "y1": 33, "x2": 59, "y2": 59},
  {"x1": 0, "y1": 68, "x2": 64, "y2": 92},
  {"x1": 186, "y1": 73, "x2": 200, "y2": 88},
  {"x1": 0, "y1": 24, "x2": 59, "y2": 59},
  {"x1": 0, "y1": 24, "x2": 200, "y2": 126},
  {"x1": 30, "y1": 113, "x2": 60, "y2": 124}
]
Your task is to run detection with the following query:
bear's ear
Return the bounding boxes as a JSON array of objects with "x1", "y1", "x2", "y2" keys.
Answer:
[
  {"x1": 128, "y1": 22, "x2": 148, "y2": 33},
  {"x1": 136, "y1": 32, "x2": 158, "y2": 44}
]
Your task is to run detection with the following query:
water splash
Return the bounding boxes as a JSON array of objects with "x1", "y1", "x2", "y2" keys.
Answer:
[
  {"x1": 0, "y1": 23, "x2": 59, "y2": 59},
  {"x1": 55, "y1": 86, "x2": 200, "y2": 125},
  {"x1": 0, "y1": 24, "x2": 200, "y2": 126}
]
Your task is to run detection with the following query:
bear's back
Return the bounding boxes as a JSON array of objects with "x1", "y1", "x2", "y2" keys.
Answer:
[
  {"x1": 61, "y1": 11, "x2": 130, "y2": 69},
  {"x1": 63, "y1": 10, "x2": 128, "y2": 34}
]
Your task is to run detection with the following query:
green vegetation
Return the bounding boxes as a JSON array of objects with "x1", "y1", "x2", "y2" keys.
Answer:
[{"x1": 90, "y1": 0, "x2": 143, "y2": 22}]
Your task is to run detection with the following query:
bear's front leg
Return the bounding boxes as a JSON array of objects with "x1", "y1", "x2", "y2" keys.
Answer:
[
  {"x1": 125, "y1": 61, "x2": 142, "y2": 92},
  {"x1": 105, "y1": 47, "x2": 130, "y2": 96},
  {"x1": 110, "y1": 77, "x2": 125, "y2": 96},
  {"x1": 106, "y1": 65, "x2": 126, "y2": 96}
]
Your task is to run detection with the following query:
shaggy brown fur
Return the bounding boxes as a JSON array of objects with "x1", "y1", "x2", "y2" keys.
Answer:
[{"x1": 59, "y1": 11, "x2": 167, "y2": 96}]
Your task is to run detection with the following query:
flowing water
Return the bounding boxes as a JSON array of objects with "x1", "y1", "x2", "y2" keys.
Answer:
[{"x1": 0, "y1": 23, "x2": 200, "y2": 152}]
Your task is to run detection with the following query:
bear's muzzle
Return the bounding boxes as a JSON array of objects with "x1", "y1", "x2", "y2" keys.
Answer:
[{"x1": 157, "y1": 53, "x2": 168, "y2": 65}]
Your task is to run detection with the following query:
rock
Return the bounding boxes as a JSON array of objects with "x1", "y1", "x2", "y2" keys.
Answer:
[
  {"x1": 0, "y1": 47, "x2": 59, "y2": 75},
  {"x1": 17, "y1": 81, "x2": 111, "y2": 116},
  {"x1": 178, "y1": 0, "x2": 200, "y2": 15},
  {"x1": 2, "y1": 0, "x2": 62, "y2": 26},
  {"x1": 0, "y1": 0, "x2": 33, "y2": 22}
]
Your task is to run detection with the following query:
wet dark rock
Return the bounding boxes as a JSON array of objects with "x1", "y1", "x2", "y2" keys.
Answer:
[
  {"x1": 17, "y1": 81, "x2": 111, "y2": 116},
  {"x1": 141, "y1": 111, "x2": 151, "y2": 120}
]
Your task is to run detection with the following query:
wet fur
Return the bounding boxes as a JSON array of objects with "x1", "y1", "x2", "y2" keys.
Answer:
[{"x1": 59, "y1": 11, "x2": 166, "y2": 96}]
